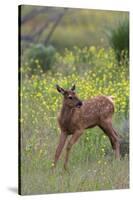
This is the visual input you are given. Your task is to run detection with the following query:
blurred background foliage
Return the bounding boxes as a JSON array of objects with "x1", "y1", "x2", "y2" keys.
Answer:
[
  {"x1": 20, "y1": 5, "x2": 129, "y2": 73},
  {"x1": 20, "y1": 5, "x2": 129, "y2": 56}
]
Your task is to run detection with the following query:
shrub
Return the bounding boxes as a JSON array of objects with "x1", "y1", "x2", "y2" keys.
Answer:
[
  {"x1": 107, "y1": 19, "x2": 129, "y2": 62},
  {"x1": 24, "y1": 44, "x2": 56, "y2": 74}
]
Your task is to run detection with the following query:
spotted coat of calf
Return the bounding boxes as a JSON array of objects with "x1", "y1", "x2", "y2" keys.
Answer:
[{"x1": 53, "y1": 85, "x2": 120, "y2": 170}]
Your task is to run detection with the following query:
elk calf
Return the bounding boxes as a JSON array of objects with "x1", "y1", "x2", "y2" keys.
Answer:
[{"x1": 53, "y1": 84, "x2": 120, "y2": 170}]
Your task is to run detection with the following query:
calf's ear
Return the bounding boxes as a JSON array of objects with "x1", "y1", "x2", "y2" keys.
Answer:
[
  {"x1": 71, "y1": 84, "x2": 76, "y2": 91},
  {"x1": 55, "y1": 84, "x2": 65, "y2": 95}
]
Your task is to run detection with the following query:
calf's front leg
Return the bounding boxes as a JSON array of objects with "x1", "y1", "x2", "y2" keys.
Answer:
[
  {"x1": 53, "y1": 132, "x2": 67, "y2": 168},
  {"x1": 64, "y1": 130, "x2": 83, "y2": 171}
]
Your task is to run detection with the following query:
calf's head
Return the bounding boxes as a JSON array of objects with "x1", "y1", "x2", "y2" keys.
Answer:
[{"x1": 56, "y1": 84, "x2": 82, "y2": 108}]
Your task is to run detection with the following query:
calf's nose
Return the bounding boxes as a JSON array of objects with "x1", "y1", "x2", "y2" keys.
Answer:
[{"x1": 76, "y1": 101, "x2": 82, "y2": 107}]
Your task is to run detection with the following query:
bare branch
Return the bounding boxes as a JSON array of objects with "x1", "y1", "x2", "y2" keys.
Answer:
[
  {"x1": 21, "y1": 8, "x2": 69, "y2": 44},
  {"x1": 32, "y1": 15, "x2": 59, "y2": 39},
  {"x1": 21, "y1": 7, "x2": 49, "y2": 24},
  {"x1": 21, "y1": 35, "x2": 34, "y2": 42},
  {"x1": 44, "y1": 8, "x2": 68, "y2": 45}
]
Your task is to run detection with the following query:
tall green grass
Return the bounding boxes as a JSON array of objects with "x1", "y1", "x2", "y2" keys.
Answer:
[{"x1": 21, "y1": 157, "x2": 129, "y2": 195}]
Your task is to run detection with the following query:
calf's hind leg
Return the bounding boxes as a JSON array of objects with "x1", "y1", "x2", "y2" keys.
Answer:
[{"x1": 99, "y1": 120, "x2": 120, "y2": 159}]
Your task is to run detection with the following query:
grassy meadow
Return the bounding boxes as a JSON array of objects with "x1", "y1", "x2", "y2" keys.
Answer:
[{"x1": 20, "y1": 47, "x2": 129, "y2": 195}]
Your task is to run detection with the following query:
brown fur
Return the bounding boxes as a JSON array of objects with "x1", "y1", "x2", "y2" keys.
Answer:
[{"x1": 53, "y1": 85, "x2": 120, "y2": 170}]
